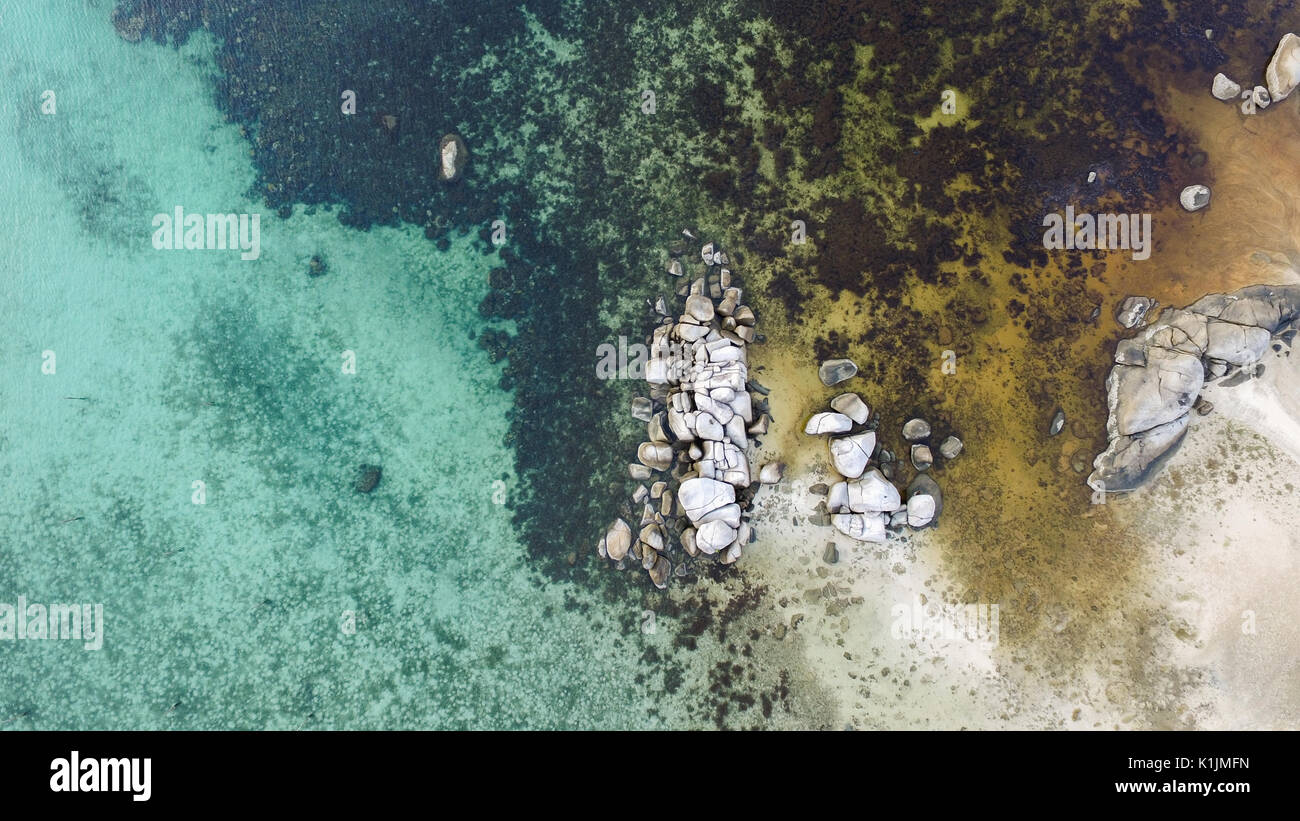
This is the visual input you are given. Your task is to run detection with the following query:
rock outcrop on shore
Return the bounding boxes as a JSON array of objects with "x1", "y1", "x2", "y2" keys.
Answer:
[
  {"x1": 1089, "y1": 284, "x2": 1300, "y2": 493},
  {"x1": 597, "y1": 236, "x2": 767, "y2": 587}
]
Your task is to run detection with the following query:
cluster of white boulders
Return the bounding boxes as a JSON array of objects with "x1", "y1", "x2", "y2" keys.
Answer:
[
  {"x1": 1210, "y1": 33, "x2": 1300, "y2": 114},
  {"x1": 1190, "y1": 34, "x2": 1300, "y2": 212},
  {"x1": 597, "y1": 236, "x2": 770, "y2": 588},
  {"x1": 803, "y1": 363, "x2": 956, "y2": 543}
]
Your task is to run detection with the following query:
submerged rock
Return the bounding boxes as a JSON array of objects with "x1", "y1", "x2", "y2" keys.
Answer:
[
  {"x1": 637, "y1": 442, "x2": 673, "y2": 471},
  {"x1": 818, "y1": 358, "x2": 858, "y2": 386},
  {"x1": 1048, "y1": 408, "x2": 1066, "y2": 436},
  {"x1": 355, "y1": 464, "x2": 383, "y2": 493},
  {"x1": 823, "y1": 542, "x2": 838, "y2": 564},
  {"x1": 938, "y1": 436, "x2": 963, "y2": 460},
  {"x1": 648, "y1": 554, "x2": 671, "y2": 589},
  {"x1": 630, "y1": 396, "x2": 654, "y2": 422}
]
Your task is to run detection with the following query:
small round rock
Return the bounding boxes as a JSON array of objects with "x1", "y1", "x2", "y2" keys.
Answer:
[
  {"x1": 938, "y1": 436, "x2": 963, "y2": 460},
  {"x1": 1179, "y1": 184, "x2": 1211, "y2": 212},
  {"x1": 902, "y1": 418, "x2": 931, "y2": 441}
]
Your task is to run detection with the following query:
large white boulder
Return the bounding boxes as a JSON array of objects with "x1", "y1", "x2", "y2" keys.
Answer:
[
  {"x1": 845, "y1": 469, "x2": 901, "y2": 513},
  {"x1": 698, "y1": 502, "x2": 741, "y2": 528},
  {"x1": 828, "y1": 431, "x2": 876, "y2": 478},
  {"x1": 805, "y1": 412, "x2": 853, "y2": 435},
  {"x1": 696, "y1": 519, "x2": 737, "y2": 555},
  {"x1": 678, "y1": 477, "x2": 736, "y2": 522},
  {"x1": 1267, "y1": 33, "x2": 1300, "y2": 101}
]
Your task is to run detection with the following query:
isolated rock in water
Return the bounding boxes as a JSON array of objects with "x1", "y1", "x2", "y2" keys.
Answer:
[
  {"x1": 902, "y1": 418, "x2": 931, "y2": 441},
  {"x1": 830, "y1": 392, "x2": 870, "y2": 424},
  {"x1": 1179, "y1": 184, "x2": 1211, "y2": 211},
  {"x1": 829, "y1": 431, "x2": 876, "y2": 479},
  {"x1": 805, "y1": 412, "x2": 854, "y2": 435},
  {"x1": 598, "y1": 518, "x2": 632, "y2": 561},
  {"x1": 818, "y1": 358, "x2": 858, "y2": 386},
  {"x1": 355, "y1": 464, "x2": 383, "y2": 493},
  {"x1": 758, "y1": 462, "x2": 784, "y2": 484},
  {"x1": 1115, "y1": 296, "x2": 1155, "y2": 329},
  {"x1": 1212, "y1": 72, "x2": 1242, "y2": 100},
  {"x1": 1048, "y1": 408, "x2": 1066, "y2": 436},
  {"x1": 1267, "y1": 33, "x2": 1300, "y2": 101},
  {"x1": 906, "y1": 473, "x2": 943, "y2": 528},
  {"x1": 678, "y1": 477, "x2": 736, "y2": 522},
  {"x1": 938, "y1": 436, "x2": 963, "y2": 460},
  {"x1": 831, "y1": 512, "x2": 887, "y2": 543},
  {"x1": 910, "y1": 444, "x2": 933, "y2": 471},
  {"x1": 438, "y1": 134, "x2": 469, "y2": 181},
  {"x1": 1254, "y1": 86, "x2": 1272, "y2": 109}
]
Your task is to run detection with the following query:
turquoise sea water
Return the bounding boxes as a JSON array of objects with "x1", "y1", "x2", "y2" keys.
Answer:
[{"x1": 0, "y1": 3, "x2": 672, "y2": 729}]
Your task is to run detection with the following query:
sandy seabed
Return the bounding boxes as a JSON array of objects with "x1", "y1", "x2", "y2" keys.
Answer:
[{"x1": 723, "y1": 53, "x2": 1300, "y2": 730}]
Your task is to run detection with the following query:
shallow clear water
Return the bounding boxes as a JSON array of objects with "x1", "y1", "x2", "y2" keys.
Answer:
[{"x1": 0, "y1": 3, "x2": 670, "y2": 729}]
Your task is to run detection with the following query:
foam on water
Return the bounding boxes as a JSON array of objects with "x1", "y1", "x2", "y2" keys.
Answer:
[{"x1": 0, "y1": 3, "x2": 665, "y2": 728}]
